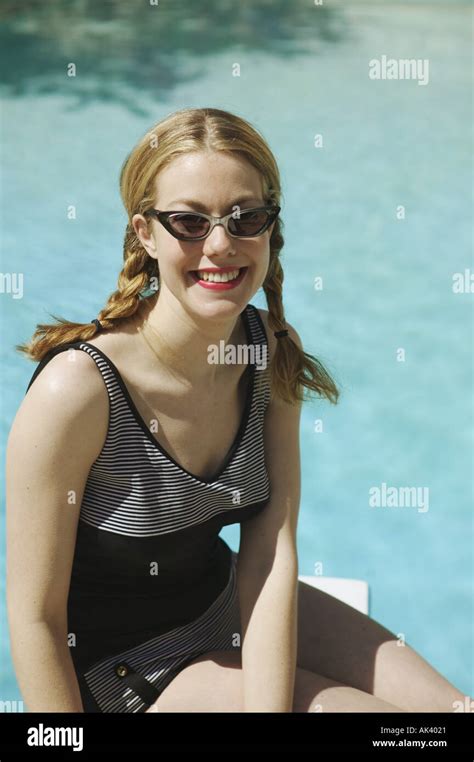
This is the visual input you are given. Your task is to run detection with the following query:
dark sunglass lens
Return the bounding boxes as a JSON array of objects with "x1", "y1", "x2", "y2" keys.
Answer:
[
  {"x1": 229, "y1": 210, "x2": 270, "y2": 236},
  {"x1": 168, "y1": 213, "x2": 209, "y2": 238}
]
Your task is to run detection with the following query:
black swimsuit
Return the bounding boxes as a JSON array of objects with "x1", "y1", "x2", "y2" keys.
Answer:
[{"x1": 25, "y1": 303, "x2": 271, "y2": 712}]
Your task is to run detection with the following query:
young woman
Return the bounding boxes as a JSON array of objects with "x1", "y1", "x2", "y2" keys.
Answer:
[{"x1": 6, "y1": 107, "x2": 466, "y2": 713}]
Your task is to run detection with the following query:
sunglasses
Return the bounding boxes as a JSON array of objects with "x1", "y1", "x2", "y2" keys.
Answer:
[{"x1": 143, "y1": 204, "x2": 281, "y2": 241}]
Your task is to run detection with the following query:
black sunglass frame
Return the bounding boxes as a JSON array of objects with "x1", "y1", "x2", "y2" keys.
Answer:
[{"x1": 143, "y1": 204, "x2": 281, "y2": 241}]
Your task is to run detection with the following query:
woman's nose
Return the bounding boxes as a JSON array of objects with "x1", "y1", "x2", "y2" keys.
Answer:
[{"x1": 203, "y1": 222, "x2": 236, "y2": 254}]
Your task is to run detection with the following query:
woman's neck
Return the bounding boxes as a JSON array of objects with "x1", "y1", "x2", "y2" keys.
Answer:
[{"x1": 129, "y1": 294, "x2": 247, "y2": 388}]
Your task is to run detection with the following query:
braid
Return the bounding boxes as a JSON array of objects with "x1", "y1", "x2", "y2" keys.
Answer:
[
  {"x1": 95, "y1": 225, "x2": 158, "y2": 331},
  {"x1": 263, "y1": 252, "x2": 339, "y2": 406},
  {"x1": 263, "y1": 255, "x2": 286, "y2": 333}
]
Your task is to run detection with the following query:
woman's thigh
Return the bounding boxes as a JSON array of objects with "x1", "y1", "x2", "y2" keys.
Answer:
[
  {"x1": 296, "y1": 579, "x2": 466, "y2": 712},
  {"x1": 145, "y1": 649, "x2": 406, "y2": 713}
]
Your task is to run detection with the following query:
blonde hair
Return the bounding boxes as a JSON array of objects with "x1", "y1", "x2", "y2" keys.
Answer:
[{"x1": 16, "y1": 107, "x2": 339, "y2": 406}]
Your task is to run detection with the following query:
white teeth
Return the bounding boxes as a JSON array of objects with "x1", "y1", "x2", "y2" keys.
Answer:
[{"x1": 196, "y1": 268, "x2": 241, "y2": 282}]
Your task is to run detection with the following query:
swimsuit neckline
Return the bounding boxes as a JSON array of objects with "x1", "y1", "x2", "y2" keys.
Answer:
[{"x1": 78, "y1": 304, "x2": 257, "y2": 486}]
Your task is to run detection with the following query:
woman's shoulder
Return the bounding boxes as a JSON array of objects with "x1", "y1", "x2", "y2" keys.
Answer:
[
  {"x1": 12, "y1": 347, "x2": 109, "y2": 467},
  {"x1": 21, "y1": 348, "x2": 109, "y2": 440},
  {"x1": 25, "y1": 344, "x2": 108, "y2": 403}
]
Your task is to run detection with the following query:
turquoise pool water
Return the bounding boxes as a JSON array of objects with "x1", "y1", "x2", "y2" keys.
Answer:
[{"x1": 1, "y1": 1, "x2": 472, "y2": 702}]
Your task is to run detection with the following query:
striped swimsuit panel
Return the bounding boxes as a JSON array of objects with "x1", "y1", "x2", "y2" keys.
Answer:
[{"x1": 25, "y1": 303, "x2": 271, "y2": 712}]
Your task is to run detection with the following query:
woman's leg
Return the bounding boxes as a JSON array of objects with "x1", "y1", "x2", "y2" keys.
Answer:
[
  {"x1": 145, "y1": 649, "x2": 407, "y2": 713},
  {"x1": 296, "y1": 579, "x2": 467, "y2": 712}
]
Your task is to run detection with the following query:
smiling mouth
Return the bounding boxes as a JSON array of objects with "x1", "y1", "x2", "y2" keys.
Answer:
[
  {"x1": 191, "y1": 267, "x2": 245, "y2": 283},
  {"x1": 188, "y1": 266, "x2": 248, "y2": 289}
]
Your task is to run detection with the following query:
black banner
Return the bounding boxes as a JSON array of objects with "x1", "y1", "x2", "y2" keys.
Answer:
[{"x1": 0, "y1": 711, "x2": 472, "y2": 757}]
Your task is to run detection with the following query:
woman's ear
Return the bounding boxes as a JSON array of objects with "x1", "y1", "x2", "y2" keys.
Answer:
[{"x1": 132, "y1": 214, "x2": 158, "y2": 260}]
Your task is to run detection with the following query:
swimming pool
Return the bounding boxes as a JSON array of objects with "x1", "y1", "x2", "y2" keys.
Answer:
[{"x1": 1, "y1": 0, "x2": 472, "y2": 703}]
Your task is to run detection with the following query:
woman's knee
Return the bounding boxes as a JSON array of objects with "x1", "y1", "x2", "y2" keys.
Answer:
[{"x1": 293, "y1": 667, "x2": 407, "y2": 713}]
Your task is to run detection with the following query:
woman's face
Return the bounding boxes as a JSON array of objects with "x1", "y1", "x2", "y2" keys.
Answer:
[{"x1": 133, "y1": 150, "x2": 275, "y2": 320}]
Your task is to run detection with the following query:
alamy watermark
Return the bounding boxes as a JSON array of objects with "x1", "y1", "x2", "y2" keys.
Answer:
[
  {"x1": 369, "y1": 482, "x2": 429, "y2": 513},
  {"x1": 0, "y1": 699, "x2": 25, "y2": 712},
  {"x1": 0, "y1": 272, "x2": 24, "y2": 299},
  {"x1": 369, "y1": 55, "x2": 429, "y2": 86},
  {"x1": 27, "y1": 723, "x2": 83, "y2": 752},
  {"x1": 452, "y1": 268, "x2": 473, "y2": 294},
  {"x1": 207, "y1": 341, "x2": 268, "y2": 371}
]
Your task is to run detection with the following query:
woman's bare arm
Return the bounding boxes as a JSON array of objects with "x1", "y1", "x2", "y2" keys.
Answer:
[
  {"x1": 237, "y1": 313, "x2": 302, "y2": 712},
  {"x1": 6, "y1": 349, "x2": 108, "y2": 712}
]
